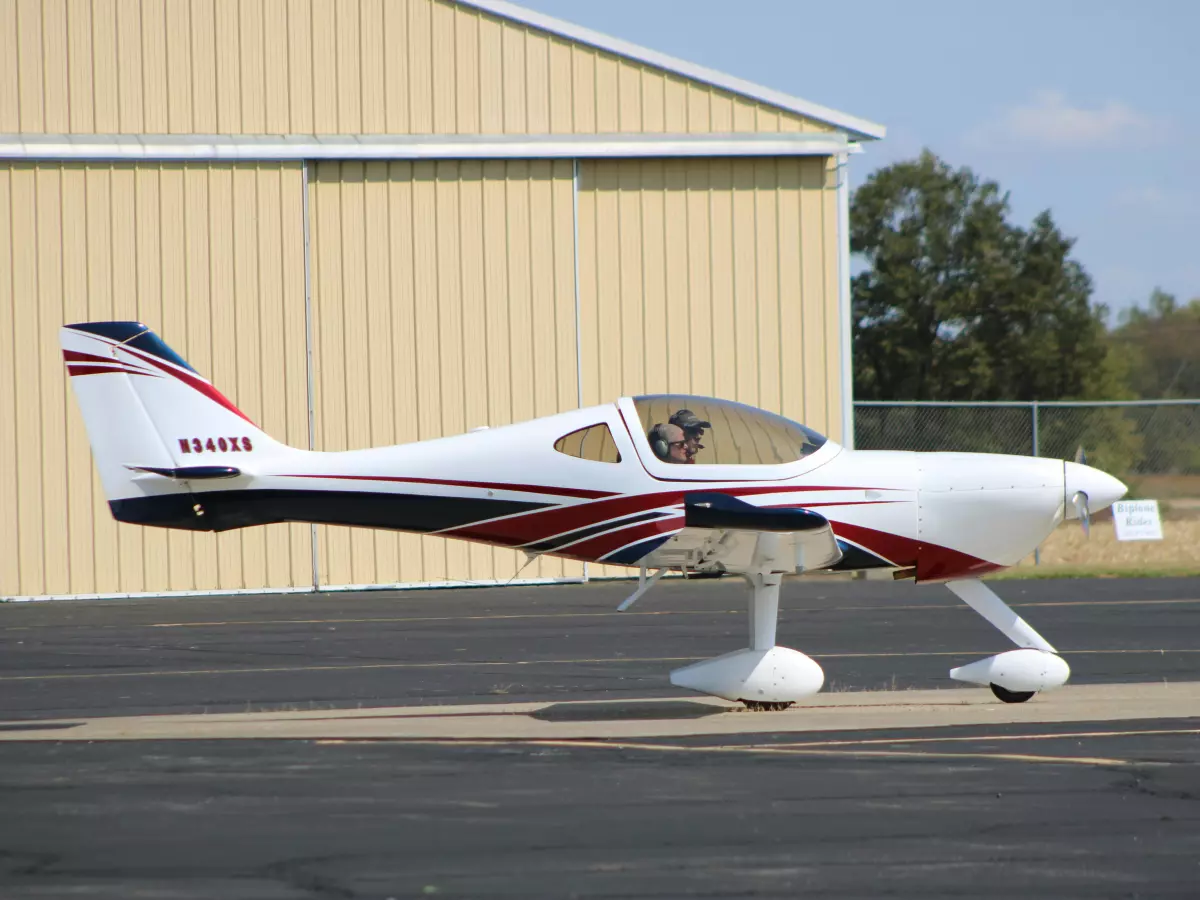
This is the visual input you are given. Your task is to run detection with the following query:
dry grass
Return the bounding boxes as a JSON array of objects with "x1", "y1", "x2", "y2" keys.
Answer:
[
  {"x1": 1002, "y1": 514, "x2": 1200, "y2": 577},
  {"x1": 1126, "y1": 474, "x2": 1200, "y2": 500}
]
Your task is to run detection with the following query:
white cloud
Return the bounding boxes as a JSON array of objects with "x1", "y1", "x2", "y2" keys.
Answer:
[
  {"x1": 965, "y1": 90, "x2": 1163, "y2": 151},
  {"x1": 1112, "y1": 186, "x2": 1185, "y2": 213}
]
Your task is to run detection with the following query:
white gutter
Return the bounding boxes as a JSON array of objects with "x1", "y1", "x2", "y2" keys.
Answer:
[{"x1": 0, "y1": 132, "x2": 859, "y2": 162}]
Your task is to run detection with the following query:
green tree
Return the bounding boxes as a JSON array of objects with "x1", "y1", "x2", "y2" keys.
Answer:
[
  {"x1": 1107, "y1": 290, "x2": 1200, "y2": 473},
  {"x1": 1110, "y1": 289, "x2": 1200, "y2": 399},
  {"x1": 851, "y1": 150, "x2": 1121, "y2": 402}
]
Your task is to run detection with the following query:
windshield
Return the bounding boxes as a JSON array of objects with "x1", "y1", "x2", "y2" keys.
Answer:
[{"x1": 633, "y1": 395, "x2": 827, "y2": 466}]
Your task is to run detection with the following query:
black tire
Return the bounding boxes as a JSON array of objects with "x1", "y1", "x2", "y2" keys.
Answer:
[
  {"x1": 990, "y1": 683, "x2": 1035, "y2": 704},
  {"x1": 741, "y1": 700, "x2": 794, "y2": 712}
]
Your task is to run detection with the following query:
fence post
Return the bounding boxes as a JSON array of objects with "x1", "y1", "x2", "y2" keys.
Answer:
[{"x1": 1032, "y1": 401, "x2": 1040, "y2": 566}]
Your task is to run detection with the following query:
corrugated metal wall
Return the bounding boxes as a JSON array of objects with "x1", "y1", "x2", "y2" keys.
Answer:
[
  {"x1": 307, "y1": 158, "x2": 582, "y2": 587},
  {"x1": 0, "y1": 0, "x2": 853, "y2": 597},
  {"x1": 577, "y1": 157, "x2": 841, "y2": 432},
  {"x1": 0, "y1": 0, "x2": 829, "y2": 136},
  {"x1": 0, "y1": 161, "x2": 311, "y2": 598}
]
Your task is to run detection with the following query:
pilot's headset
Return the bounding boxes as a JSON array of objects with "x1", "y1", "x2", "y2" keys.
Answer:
[{"x1": 648, "y1": 424, "x2": 671, "y2": 461}]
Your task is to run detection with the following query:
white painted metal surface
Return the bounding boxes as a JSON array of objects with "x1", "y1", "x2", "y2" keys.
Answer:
[
  {"x1": 950, "y1": 650, "x2": 1072, "y2": 693},
  {"x1": 670, "y1": 647, "x2": 826, "y2": 703},
  {"x1": 945, "y1": 579, "x2": 1057, "y2": 653},
  {"x1": 0, "y1": 132, "x2": 857, "y2": 162}
]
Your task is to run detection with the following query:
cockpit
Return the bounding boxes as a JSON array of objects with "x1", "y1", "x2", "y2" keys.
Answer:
[{"x1": 633, "y1": 395, "x2": 827, "y2": 466}]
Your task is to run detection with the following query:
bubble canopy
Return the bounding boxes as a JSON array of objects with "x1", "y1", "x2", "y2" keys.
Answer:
[{"x1": 632, "y1": 395, "x2": 828, "y2": 466}]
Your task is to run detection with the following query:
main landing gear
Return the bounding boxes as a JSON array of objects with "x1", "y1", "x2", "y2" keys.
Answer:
[
  {"x1": 668, "y1": 570, "x2": 824, "y2": 710},
  {"x1": 946, "y1": 579, "x2": 1071, "y2": 702},
  {"x1": 989, "y1": 684, "x2": 1036, "y2": 704}
]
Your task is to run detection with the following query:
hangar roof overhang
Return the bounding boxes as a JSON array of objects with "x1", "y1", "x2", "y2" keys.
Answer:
[{"x1": 462, "y1": 0, "x2": 886, "y2": 143}]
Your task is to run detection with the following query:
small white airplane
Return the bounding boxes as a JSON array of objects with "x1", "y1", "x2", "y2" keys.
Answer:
[{"x1": 62, "y1": 322, "x2": 1127, "y2": 710}]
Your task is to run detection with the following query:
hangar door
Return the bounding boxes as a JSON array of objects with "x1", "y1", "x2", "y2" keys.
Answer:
[
  {"x1": 307, "y1": 159, "x2": 582, "y2": 588},
  {"x1": 0, "y1": 162, "x2": 312, "y2": 599}
]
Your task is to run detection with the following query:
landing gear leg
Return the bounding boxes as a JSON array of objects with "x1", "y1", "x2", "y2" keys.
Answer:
[
  {"x1": 669, "y1": 565, "x2": 824, "y2": 709},
  {"x1": 946, "y1": 579, "x2": 1071, "y2": 698}
]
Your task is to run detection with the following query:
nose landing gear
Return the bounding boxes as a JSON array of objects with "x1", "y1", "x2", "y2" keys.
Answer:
[{"x1": 947, "y1": 579, "x2": 1071, "y2": 700}]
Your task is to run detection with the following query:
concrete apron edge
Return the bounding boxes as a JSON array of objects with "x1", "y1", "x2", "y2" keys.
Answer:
[{"x1": 3, "y1": 682, "x2": 1199, "y2": 743}]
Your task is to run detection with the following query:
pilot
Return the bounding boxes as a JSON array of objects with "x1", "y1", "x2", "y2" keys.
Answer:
[
  {"x1": 648, "y1": 422, "x2": 690, "y2": 464},
  {"x1": 669, "y1": 409, "x2": 711, "y2": 464}
]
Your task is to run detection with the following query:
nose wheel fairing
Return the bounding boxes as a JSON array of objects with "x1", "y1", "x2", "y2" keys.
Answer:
[{"x1": 945, "y1": 579, "x2": 1071, "y2": 698}]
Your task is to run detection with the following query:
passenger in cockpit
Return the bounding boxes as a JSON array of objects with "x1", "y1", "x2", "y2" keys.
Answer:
[
  {"x1": 669, "y1": 409, "x2": 711, "y2": 464},
  {"x1": 648, "y1": 423, "x2": 690, "y2": 464}
]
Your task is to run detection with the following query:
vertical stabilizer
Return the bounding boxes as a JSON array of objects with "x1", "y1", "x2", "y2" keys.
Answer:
[{"x1": 61, "y1": 322, "x2": 298, "y2": 519}]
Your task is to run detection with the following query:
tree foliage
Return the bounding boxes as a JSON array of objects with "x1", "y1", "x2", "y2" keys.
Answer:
[
  {"x1": 1109, "y1": 289, "x2": 1200, "y2": 399},
  {"x1": 851, "y1": 151, "x2": 1120, "y2": 401}
]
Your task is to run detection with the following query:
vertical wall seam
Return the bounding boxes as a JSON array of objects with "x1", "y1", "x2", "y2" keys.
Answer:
[
  {"x1": 774, "y1": 158, "x2": 784, "y2": 416},
  {"x1": 571, "y1": 157, "x2": 586, "y2": 581},
  {"x1": 112, "y1": 0, "x2": 122, "y2": 131},
  {"x1": 301, "y1": 158, "x2": 318, "y2": 591},
  {"x1": 30, "y1": 168, "x2": 45, "y2": 593},
  {"x1": 90, "y1": 0, "x2": 99, "y2": 133},
  {"x1": 57, "y1": 166, "x2": 72, "y2": 591},
  {"x1": 836, "y1": 153, "x2": 852, "y2": 448}
]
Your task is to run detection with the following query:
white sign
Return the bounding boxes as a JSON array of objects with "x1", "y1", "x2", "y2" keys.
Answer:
[{"x1": 1112, "y1": 500, "x2": 1163, "y2": 541}]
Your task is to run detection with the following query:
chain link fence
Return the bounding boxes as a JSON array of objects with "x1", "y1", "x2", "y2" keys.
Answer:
[
  {"x1": 854, "y1": 400, "x2": 1200, "y2": 571},
  {"x1": 854, "y1": 400, "x2": 1200, "y2": 478}
]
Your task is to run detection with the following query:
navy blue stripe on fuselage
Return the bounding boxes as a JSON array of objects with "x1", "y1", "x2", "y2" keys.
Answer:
[
  {"x1": 524, "y1": 510, "x2": 675, "y2": 552},
  {"x1": 828, "y1": 538, "x2": 895, "y2": 571},
  {"x1": 111, "y1": 489, "x2": 551, "y2": 534},
  {"x1": 602, "y1": 535, "x2": 674, "y2": 565}
]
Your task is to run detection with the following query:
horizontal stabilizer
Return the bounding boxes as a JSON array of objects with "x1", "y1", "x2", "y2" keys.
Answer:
[
  {"x1": 684, "y1": 492, "x2": 829, "y2": 533},
  {"x1": 126, "y1": 465, "x2": 242, "y2": 480}
]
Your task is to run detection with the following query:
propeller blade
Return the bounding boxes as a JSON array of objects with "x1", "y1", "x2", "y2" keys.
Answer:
[
  {"x1": 1071, "y1": 490, "x2": 1090, "y2": 538},
  {"x1": 1074, "y1": 445, "x2": 1087, "y2": 466}
]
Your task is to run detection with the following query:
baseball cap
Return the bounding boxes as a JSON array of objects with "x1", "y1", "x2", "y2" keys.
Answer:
[{"x1": 669, "y1": 408, "x2": 711, "y2": 430}]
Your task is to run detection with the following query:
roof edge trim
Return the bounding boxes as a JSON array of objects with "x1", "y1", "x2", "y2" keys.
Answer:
[
  {"x1": 458, "y1": 0, "x2": 886, "y2": 141},
  {"x1": 0, "y1": 132, "x2": 860, "y2": 162}
]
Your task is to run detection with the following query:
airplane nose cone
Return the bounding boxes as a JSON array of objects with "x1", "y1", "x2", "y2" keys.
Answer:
[{"x1": 1064, "y1": 461, "x2": 1127, "y2": 515}]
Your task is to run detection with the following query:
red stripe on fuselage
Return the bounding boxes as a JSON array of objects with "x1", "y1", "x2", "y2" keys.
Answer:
[
  {"x1": 117, "y1": 343, "x2": 256, "y2": 426},
  {"x1": 822, "y1": 520, "x2": 1002, "y2": 581},
  {"x1": 558, "y1": 514, "x2": 686, "y2": 562},
  {"x1": 63, "y1": 349, "x2": 156, "y2": 373},
  {"x1": 66, "y1": 364, "x2": 158, "y2": 378},
  {"x1": 449, "y1": 485, "x2": 882, "y2": 547}
]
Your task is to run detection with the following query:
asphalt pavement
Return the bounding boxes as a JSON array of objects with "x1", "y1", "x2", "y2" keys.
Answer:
[{"x1": 1, "y1": 576, "x2": 1199, "y2": 898}]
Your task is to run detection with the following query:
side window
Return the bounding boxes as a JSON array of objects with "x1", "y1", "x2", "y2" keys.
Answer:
[{"x1": 554, "y1": 423, "x2": 622, "y2": 464}]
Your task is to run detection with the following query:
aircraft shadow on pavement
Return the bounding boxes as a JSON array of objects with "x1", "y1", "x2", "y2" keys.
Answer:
[{"x1": 530, "y1": 700, "x2": 726, "y2": 723}]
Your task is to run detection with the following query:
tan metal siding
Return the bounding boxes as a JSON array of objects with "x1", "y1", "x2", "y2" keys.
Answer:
[
  {"x1": 578, "y1": 155, "x2": 841, "y2": 425},
  {"x1": 0, "y1": 161, "x2": 311, "y2": 598},
  {"x1": 307, "y1": 159, "x2": 582, "y2": 587},
  {"x1": 0, "y1": 0, "x2": 831, "y2": 136}
]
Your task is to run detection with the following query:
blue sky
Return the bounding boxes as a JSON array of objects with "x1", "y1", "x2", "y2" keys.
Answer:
[{"x1": 515, "y1": 0, "x2": 1199, "y2": 321}]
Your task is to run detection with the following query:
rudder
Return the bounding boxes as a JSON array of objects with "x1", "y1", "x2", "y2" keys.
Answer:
[{"x1": 62, "y1": 322, "x2": 296, "y2": 524}]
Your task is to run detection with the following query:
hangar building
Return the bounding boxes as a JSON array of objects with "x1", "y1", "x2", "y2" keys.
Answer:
[{"x1": 0, "y1": 0, "x2": 884, "y2": 599}]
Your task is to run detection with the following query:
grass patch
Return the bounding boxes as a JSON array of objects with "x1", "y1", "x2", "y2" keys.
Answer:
[{"x1": 988, "y1": 565, "x2": 1200, "y2": 581}]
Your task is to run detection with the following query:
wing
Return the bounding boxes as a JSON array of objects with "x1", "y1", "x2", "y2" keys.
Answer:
[{"x1": 639, "y1": 491, "x2": 842, "y2": 575}]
